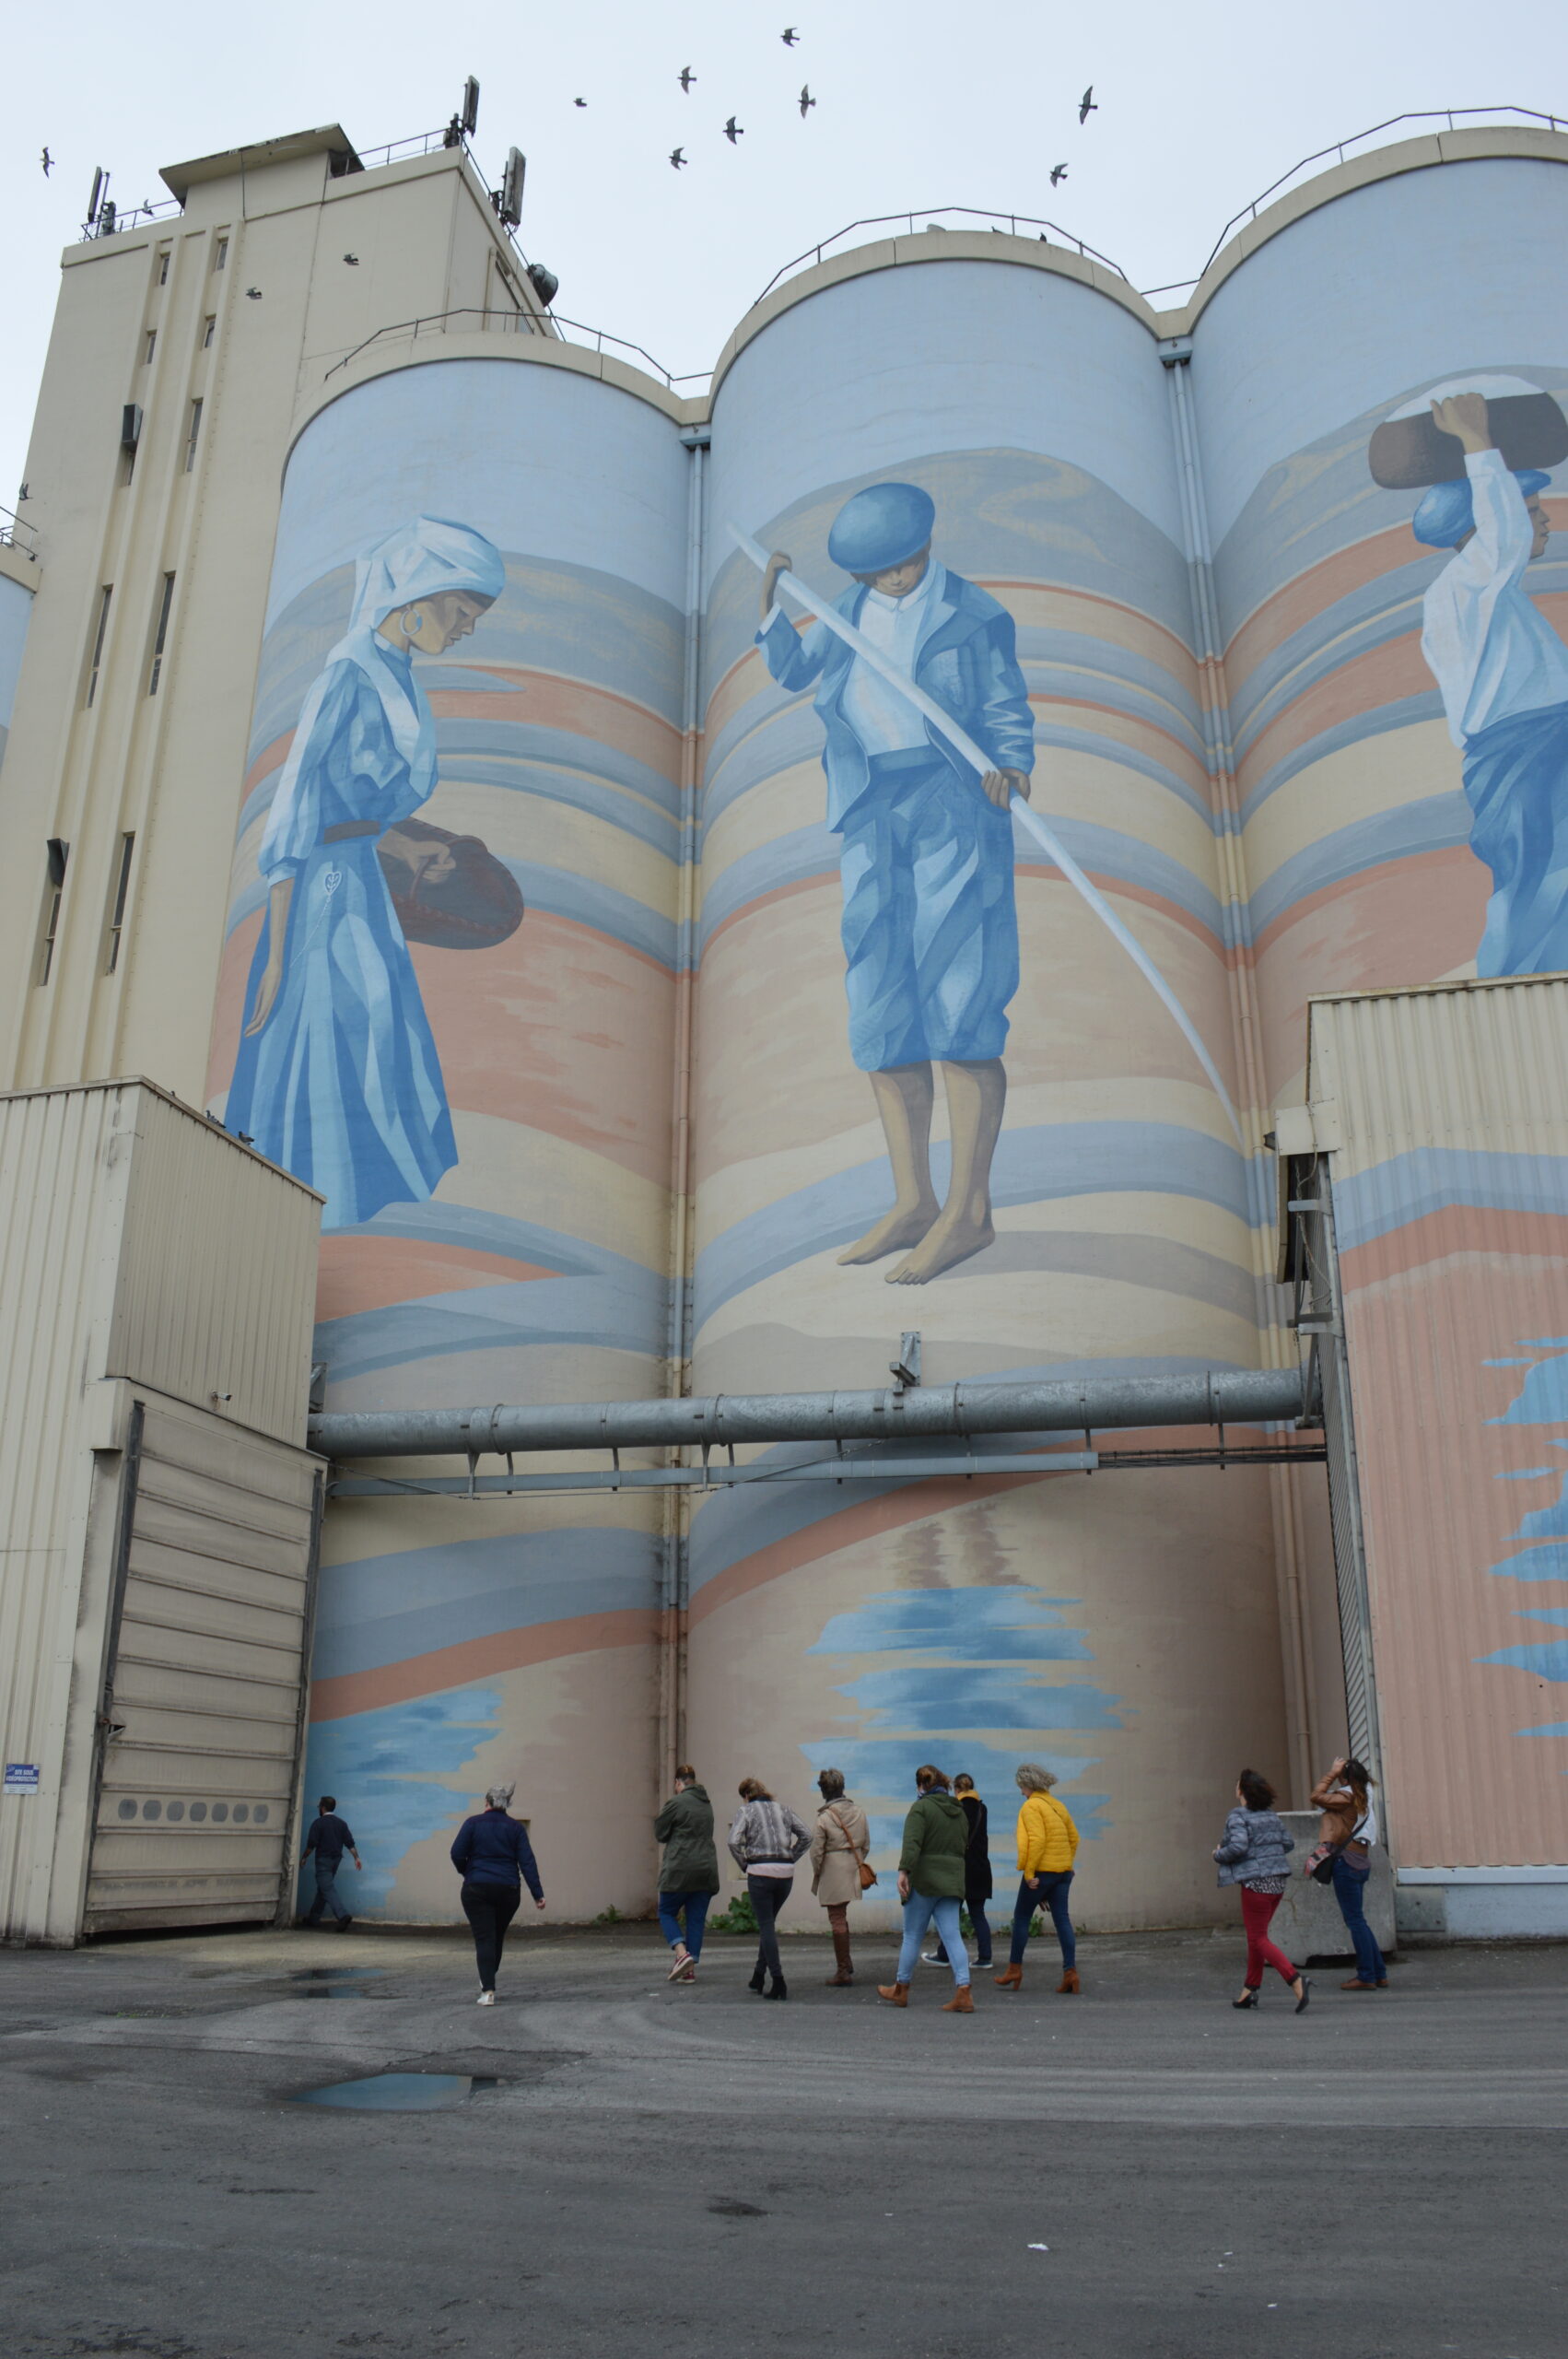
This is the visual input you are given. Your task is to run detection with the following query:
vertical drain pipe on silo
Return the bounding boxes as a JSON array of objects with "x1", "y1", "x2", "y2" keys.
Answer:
[
  {"x1": 661, "y1": 423, "x2": 709, "y2": 1780},
  {"x1": 1162, "y1": 335, "x2": 1316, "y2": 1800}
]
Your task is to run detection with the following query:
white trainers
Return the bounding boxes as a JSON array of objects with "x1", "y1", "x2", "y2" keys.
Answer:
[{"x1": 476, "y1": 1989, "x2": 496, "y2": 2006}]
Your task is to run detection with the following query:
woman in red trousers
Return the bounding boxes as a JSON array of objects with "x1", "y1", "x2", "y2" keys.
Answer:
[{"x1": 1212, "y1": 1769, "x2": 1311, "y2": 2013}]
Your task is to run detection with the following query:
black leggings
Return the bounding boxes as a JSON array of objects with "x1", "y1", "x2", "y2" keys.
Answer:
[
  {"x1": 461, "y1": 1879, "x2": 521, "y2": 1990},
  {"x1": 748, "y1": 1873, "x2": 793, "y2": 1980}
]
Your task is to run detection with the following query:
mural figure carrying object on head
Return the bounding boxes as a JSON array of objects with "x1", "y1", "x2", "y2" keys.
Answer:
[
  {"x1": 1376, "y1": 377, "x2": 1568, "y2": 976},
  {"x1": 756, "y1": 482, "x2": 1035, "y2": 1284},
  {"x1": 225, "y1": 515, "x2": 508, "y2": 1229}
]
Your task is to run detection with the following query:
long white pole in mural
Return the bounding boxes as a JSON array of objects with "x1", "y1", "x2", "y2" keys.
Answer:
[{"x1": 729, "y1": 524, "x2": 1246, "y2": 1151}]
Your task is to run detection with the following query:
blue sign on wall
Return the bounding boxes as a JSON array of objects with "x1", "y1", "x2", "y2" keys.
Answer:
[{"x1": 4, "y1": 1764, "x2": 40, "y2": 1794}]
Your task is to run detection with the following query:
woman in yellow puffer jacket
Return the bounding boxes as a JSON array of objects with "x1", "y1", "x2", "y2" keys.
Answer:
[{"x1": 994, "y1": 1763, "x2": 1081, "y2": 1993}]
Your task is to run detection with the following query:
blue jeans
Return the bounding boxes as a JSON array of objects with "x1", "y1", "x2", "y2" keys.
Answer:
[
  {"x1": 1331, "y1": 1855, "x2": 1386, "y2": 1982},
  {"x1": 1011, "y1": 1872, "x2": 1074, "y2": 1969},
  {"x1": 896, "y1": 1892, "x2": 969, "y2": 1985},
  {"x1": 933, "y1": 1901, "x2": 992, "y2": 1966},
  {"x1": 657, "y1": 1889, "x2": 711, "y2": 1961},
  {"x1": 305, "y1": 1857, "x2": 348, "y2": 1923}
]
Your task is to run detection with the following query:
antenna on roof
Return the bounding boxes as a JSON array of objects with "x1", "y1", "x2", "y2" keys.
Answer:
[
  {"x1": 496, "y1": 146, "x2": 525, "y2": 229},
  {"x1": 84, "y1": 168, "x2": 113, "y2": 240},
  {"x1": 462, "y1": 76, "x2": 480, "y2": 135},
  {"x1": 88, "y1": 167, "x2": 105, "y2": 220}
]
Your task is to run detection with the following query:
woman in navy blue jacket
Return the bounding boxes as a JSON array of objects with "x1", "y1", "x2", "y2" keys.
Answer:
[{"x1": 450, "y1": 1780, "x2": 544, "y2": 2005}]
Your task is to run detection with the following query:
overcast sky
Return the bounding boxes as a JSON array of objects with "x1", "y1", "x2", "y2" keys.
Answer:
[{"x1": 3, "y1": 0, "x2": 1566, "y2": 502}]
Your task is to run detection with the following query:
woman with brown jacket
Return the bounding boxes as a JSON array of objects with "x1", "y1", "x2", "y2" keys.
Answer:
[{"x1": 808, "y1": 1768, "x2": 872, "y2": 1986}]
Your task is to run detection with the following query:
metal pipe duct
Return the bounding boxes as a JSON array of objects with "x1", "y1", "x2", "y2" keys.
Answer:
[{"x1": 309, "y1": 1366, "x2": 1310, "y2": 1461}]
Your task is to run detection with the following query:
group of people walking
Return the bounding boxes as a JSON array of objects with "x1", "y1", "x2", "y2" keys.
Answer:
[
  {"x1": 308, "y1": 1748, "x2": 1388, "y2": 2012},
  {"x1": 652, "y1": 1759, "x2": 1082, "y2": 2006}
]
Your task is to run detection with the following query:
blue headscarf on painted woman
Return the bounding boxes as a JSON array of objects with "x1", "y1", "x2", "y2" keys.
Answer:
[
  {"x1": 1412, "y1": 469, "x2": 1550, "y2": 546},
  {"x1": 227, "y1": 515, "x2": 505, "y2": 1228}
]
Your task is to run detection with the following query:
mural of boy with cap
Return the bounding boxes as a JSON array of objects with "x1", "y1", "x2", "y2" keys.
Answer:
[
  {"x1": 1391, "y1": 384, "x2": 1568, "y2": 974},
  {"x1": 756, "y1": 483, "x2": 1034, "y2": 1284}
]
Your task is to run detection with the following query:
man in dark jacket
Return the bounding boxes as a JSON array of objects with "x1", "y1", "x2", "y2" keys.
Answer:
[
  {"x1": 450, "y1": 1780, "x2": 544, "y2": 2005},
  {"x1": 878, "y1": 1765, "x2": 974, "y2": 2012},
  {"x1": 653, "y1": 1765, "x2": 720, "y2": 1982},
  {"x1": 300, "y1": 1795, "x2": 361, "y2": 1930},
  {"x1": 925, "y1": 1770, "x2": 993, "y2": 1972}
]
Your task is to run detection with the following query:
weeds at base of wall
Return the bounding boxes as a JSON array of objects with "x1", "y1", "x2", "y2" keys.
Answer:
[{"x1": 708, "y1": 1892, "x2": 759, "y2": 1935}]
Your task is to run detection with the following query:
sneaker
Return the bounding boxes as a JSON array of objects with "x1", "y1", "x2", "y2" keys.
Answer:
[
  {"x1": 920, "y1": 1950, "x2": 950, "y2": 1966},
  {"x1": 681, "y1": 1962, "x2": 696, "y2": 1982},
  {"x1": 666, "y1": 1947, "x2": 691, "y2": 1981},
  {"x1": 476, "y1": 1990, "x2": 496, "y2": 2006}
]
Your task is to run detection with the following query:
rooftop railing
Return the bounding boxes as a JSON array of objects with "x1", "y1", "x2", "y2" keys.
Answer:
[
  {"x1": 1142, "y1": 104, "x2": 1568, "y2": 299},
  {"x1": 322, "y1": 306, "x2": 702, "y2": 393},
  {"x1": 0, "y1": 506, "x2": 39, "y2": 558},
  {"x1": 752, "y1": 206, "x2": 1130, "y2": 310}
]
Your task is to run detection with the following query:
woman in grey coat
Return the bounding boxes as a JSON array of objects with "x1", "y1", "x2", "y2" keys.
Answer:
[
  {"x1": 729, "y1": 1777, "x2": 812, "y2": 2001},
  {"x1": 1213, "y1": 1768, "x2": 1311, "y2": 2012}
]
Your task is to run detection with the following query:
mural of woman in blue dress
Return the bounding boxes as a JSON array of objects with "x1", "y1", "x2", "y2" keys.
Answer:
[{"x1": 225, "y1": 515, "x2": 507, "y2": 1228}]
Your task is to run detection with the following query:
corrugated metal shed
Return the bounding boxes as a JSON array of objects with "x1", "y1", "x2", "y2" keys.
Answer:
[
  {"x1": 1307, "y1": 978, "x2": 1568, "y2": 1872},
  {"x1": 0, "y1": 1079, "x2": 322, "y2": 1942}
]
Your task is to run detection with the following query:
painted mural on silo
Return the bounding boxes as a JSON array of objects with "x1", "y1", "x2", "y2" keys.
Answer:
[
  {"x1": 206, "y1": 358, "x2": 687, "y2": 1921},
  {"x1": 687, "y1": 254, "x2": 1289, "y2": 1935},
  {"x1": 1188, "y1": 153, "x2": 1568, "y2": 1110},
  {"x1": 0, "y1": 569, "x2": 32, "y2": 780}
]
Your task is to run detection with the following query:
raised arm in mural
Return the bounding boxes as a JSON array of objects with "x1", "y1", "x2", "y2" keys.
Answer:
[
  {"x1": 1378, "y1": 378, "x2": 1568, "y2": 976},
  {"x1": 225, "y1": 516, "x2": 508, "y2": 1228},
  {"x1": 755, "y1": 484, "x2": 1033, "y2": 1284}
]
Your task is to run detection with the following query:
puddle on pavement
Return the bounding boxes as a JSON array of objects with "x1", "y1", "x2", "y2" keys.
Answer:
[
  {"x1": 288, "y1": 2072, "x2": 498, "y2": 2111},
  {"x1": 290, "y1": 1966, "x2": 387, "y2": 1981}
]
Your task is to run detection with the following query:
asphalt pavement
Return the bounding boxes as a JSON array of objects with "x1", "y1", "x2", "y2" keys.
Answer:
[{"x1": 2, "y1": 1922, "x2": 1563, "y2": 2358}]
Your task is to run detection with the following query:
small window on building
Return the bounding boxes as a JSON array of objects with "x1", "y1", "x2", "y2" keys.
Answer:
[
  {"x1": 147, "y1": 573, "x2": 175, "y2": 695},
  {"x1": 144, "y1": 329, "x2": 157, "y2": 365},
  {"x1": 86, "y1": 585, "x2": 112, "y2": 706},
  {"x1": 158, "y1": 250, "x2": 170, "y2": 286},
  {"x1": 203, "y1": 314, "x2": 216, "y2": 349},
  {"x1": 183, "y1": 399, "x2": 203, "y2": 474},
  {"x1": 105, "y1": 834, "x2": 135, "y2": 974},
  {"x1": 213, "y1": 236, "x2": 228, "y2": 272},
  {"x1": 38, "y1": 843, "x2": 68, "y2": 986}
]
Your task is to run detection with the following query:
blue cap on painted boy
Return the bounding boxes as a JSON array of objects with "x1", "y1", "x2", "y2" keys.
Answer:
[
  {"x1": 1413, "y1": 467, "x2": 1550, "y2": 548},
  {"x1": 827, "y1": 482, "x2": 937, "y2": 573}
]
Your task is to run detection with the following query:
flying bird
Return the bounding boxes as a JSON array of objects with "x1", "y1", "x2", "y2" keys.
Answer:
[
  {"x1": 724, "y1": 116, "x2": 743, "y2": 143},
  {"x1": 1079, "y1": 86, "x2": 1097, "y2": 123},
  {"x1": 574, "y1": 97, "x2": 588, "y2": 108},
  {"x1": 799, "y1": 85, "x2": 815, "y2": 116},
  {"x1": 41, "y1": 147, "x2": 53, "y2": 175},
  {"x1": 1049, "y1": 162, "x2": 1068, "y2": 185},
  {"x1": 670, "y1": 147, "x2": 686, "y2": 169},
  {"x1": 679, "y1": 65, "x2": 696, "y2": 90},
  {"x1": 781, "y1": 25, "x2": 800, "y2": 42}
]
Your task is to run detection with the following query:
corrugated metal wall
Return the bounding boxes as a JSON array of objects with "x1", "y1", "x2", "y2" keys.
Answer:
[
  {"x1": 0, "y1": 1084, "x2": 133, "y2": 1942},
  {"x1": 1308, "y1": 979, "x2": 1568, "y2": 1869},
  {"x1": 85, "y1": 1401, "x2": 321, "y2": 1931},
  {"x1": 0, "y1": 1080, "x2": 322, "y2": 1942},
  {"x1": 110, "y1": 1086, "x2": 321, "y2": 1448}
]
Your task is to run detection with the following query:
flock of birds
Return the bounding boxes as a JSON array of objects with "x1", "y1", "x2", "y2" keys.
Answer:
[{"x1": 39, "y1": 56, "x2": 1103, "y2": 197}]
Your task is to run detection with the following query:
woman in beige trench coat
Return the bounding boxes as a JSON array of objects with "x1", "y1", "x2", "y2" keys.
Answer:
[{"x1": 809, "y1": 1767, "x2": 872, "y2": 1987}]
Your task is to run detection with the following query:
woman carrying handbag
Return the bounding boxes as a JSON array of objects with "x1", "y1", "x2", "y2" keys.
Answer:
[
  {"x1": 1309, "y1": 1755, "x2": 1387, "y2": 1990},
  {"x1": 809, "y1": 1767, "x2": 874, "y2": 1985}
]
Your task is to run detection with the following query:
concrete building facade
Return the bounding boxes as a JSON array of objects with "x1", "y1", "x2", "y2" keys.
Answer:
[{"x1": 3, "y1": 121, "x2": 1566, "y2": 1935}]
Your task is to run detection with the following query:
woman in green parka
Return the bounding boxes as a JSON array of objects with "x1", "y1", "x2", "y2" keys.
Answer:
[{"x1": 654, "y1": 1765, "x2": 720, "y2": 1982}]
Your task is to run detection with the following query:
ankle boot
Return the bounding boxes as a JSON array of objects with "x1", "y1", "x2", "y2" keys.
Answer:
[
  {"x1": 825, "y1": 1927, "x2": 854, "y2": 1985},
  {"x1": 942, "y1": 1985, "x2": 975, "y2": 2013},
  {"x1": 748, "y1": 1960, "x2": 766, "y2": 1993},
  {"x1": 763, "y1": 1973, "x2": 788, "y2": 2001},
  {"x1": 876, "y1": 1980, "x2": 909, "y2": 2006},
  {"x1": 1058, "y1": 1968, "x2": 1081, "y2": 1994},
  {"x1": 994, "y1": 1962, "x2": 1023, "y2": 1989}
]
